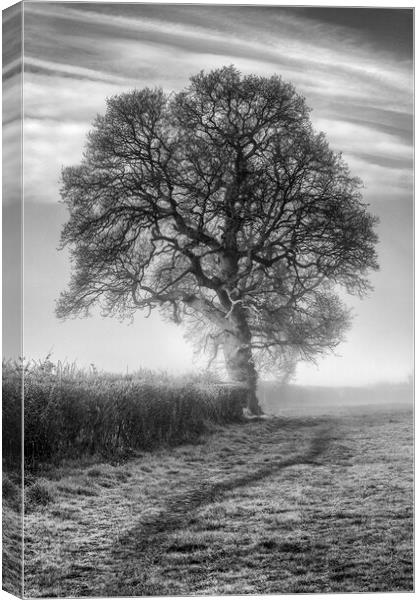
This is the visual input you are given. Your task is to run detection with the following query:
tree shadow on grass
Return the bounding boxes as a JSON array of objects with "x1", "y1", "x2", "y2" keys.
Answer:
[{"x1": 105, "y1": 418, "x2": 335, "y2": 595}]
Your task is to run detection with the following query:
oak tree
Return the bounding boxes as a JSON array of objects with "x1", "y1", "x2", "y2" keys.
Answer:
[{"x1": 57, "y1": 66, "x2": 379, "y2": 414}]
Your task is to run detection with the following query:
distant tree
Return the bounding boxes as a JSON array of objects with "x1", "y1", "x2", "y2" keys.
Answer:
[{"x1": 57, "y1": 66, "x2": 379, "y2": 414}]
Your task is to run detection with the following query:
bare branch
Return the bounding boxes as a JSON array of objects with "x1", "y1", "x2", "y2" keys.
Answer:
[{"x1": 57, "y1": 66, "x2": 378, "y2": 391}]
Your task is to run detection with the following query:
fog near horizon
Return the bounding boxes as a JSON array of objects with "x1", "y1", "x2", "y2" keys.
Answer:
[{"x1": 2, "y1": 4, "x2": 413, "y2": 387}]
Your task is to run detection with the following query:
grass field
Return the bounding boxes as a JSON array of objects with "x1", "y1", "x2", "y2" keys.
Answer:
[{"x1": 20, "y1": 401, "x2": 413, "y2": 596}]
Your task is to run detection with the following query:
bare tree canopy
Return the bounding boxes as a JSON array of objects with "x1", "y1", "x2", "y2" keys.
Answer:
[{"x1": 57, "y1": 66, "x2": 379, "y2": 414}]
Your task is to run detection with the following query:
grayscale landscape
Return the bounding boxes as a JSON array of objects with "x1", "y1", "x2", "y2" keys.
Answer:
[
  {"x1": 2, "y1": 3, "x2": 413, "y2": 597},
  {"x1": 4, "y1": 369, "x2": 413, "y2": 595}
]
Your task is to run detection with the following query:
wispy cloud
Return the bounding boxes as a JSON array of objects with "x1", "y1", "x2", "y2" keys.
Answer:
[
  {"x1": 24, "y1": 56, "x2": 134, "y2": 85},
  {"x1": 22, "y1": 3, "x2": 412, "y2": 207}
]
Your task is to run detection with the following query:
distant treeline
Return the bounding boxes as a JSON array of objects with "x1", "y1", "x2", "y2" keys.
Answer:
[
  {"x1": 259, "y1": 380, "x2": 413, "y2": 413},
  {"x1": 2, "y1": 359, "x2": 244, "y2": 467}
]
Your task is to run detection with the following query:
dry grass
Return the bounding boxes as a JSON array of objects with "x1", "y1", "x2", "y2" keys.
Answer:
[
  {"x1": 22, "y1": 403, "x2": 413, "y2": 596},
  {"x1": 3, "y1": 358, "x2": 244, "y2": 466},
  {"x1": 2, "y1": 473, "x2": 23, "y2": 596}
]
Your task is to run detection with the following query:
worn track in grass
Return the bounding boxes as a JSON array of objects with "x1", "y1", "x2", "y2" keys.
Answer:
[
  {"x1": 107, "y1": 419, "x2": 332, "y2": 593},
  {"x1": 22, "y1": 405, "x2": 413, "y2": 597}
]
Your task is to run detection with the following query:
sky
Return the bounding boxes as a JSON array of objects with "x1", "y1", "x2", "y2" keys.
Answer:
[{"x1": 2, "y1": 2, "x2": 414, "y2": 386}]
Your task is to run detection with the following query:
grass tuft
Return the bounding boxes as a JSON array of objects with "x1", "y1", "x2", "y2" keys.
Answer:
[
  {"x1": 3, "y1": 474, "x2": 19, "y2": 506},
  {"x1": 26, "y1": 479, "x2": 55, "y2": 507}
]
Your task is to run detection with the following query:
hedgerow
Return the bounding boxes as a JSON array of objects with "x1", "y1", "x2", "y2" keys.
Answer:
[{"x1": 2, "y1": 359, "x2": 245, "y2": 465}]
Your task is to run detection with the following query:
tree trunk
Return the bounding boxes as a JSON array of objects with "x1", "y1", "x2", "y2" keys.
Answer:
[{"x1": 223, "y1": 312, "x2": 262, "y2": 415}]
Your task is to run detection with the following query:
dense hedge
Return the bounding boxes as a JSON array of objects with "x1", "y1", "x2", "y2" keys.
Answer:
[
  {"x1": 2, "y1": 365, "x2": 22, "y2": 466},
  {"x1": 2, "y1": 360, "x2": 245, "y2": 465}
]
